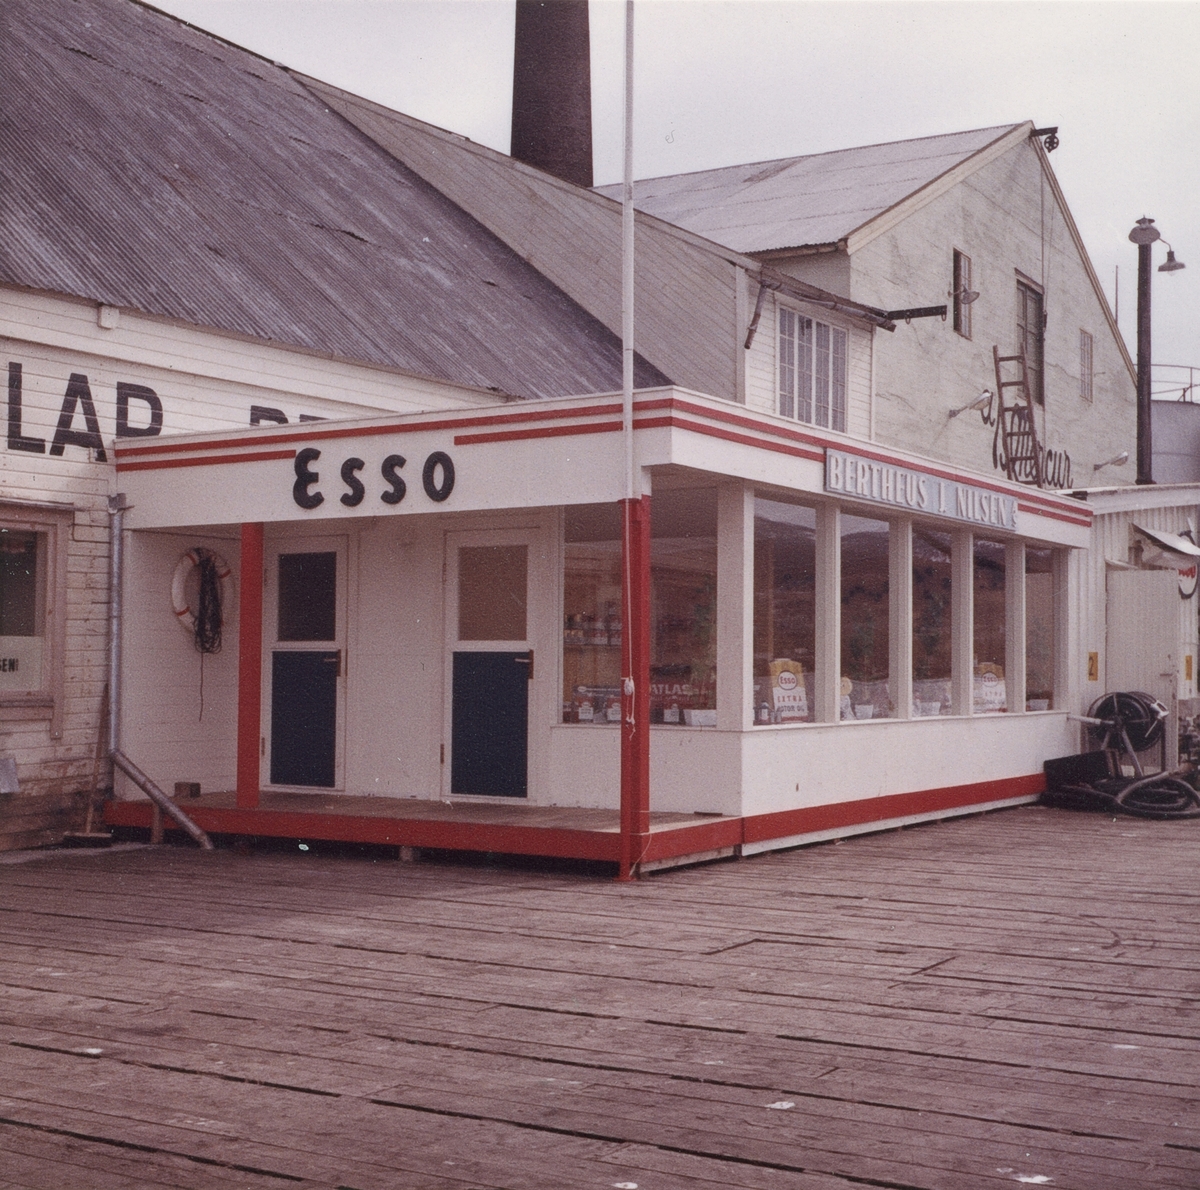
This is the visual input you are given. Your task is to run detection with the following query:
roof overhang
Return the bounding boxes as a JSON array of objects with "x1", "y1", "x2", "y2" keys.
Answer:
[
  {"x1": 1134, "y1": 524, "x2": 1200, "y2": 558},
  {"x1": 112, "y1": 386, "x2": 1090, "y2": 547}
]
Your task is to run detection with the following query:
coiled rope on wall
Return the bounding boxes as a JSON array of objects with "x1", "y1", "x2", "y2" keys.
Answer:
[{"x1": 172, "y1": 548, "x2": 229, "y2": 654}]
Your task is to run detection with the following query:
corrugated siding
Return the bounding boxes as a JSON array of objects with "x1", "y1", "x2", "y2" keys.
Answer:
[
  {"x1": 0, "y1": 0, "x2": 667, "y2": 400},
  {"x1": 303, "y1": 77, "x2": 741, "y2": 402}
]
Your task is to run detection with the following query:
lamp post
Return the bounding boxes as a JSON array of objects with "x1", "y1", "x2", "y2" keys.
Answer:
[{"x1": 1129, "y1": 217, "x2": 1186, "y2": 484}]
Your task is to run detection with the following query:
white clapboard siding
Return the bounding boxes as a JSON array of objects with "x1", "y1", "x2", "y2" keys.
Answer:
[
  {"x1": 849, "y1": 138, "x2": 1135, "y2": 483},
  {"x1": 300, "y1": 76, "x2": 746, "y2": 404}
]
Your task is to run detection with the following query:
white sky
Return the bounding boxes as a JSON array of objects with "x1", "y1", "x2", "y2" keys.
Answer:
[{"x1": 153, "y1": 0, "x2": 1200, "y2": 381}]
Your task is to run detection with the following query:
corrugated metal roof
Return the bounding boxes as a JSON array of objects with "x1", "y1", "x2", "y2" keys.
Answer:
[
  {"x1": 596, "y1": 126, "x2": 1021, "y2": 254},
  {"x1": 0, "y1": 0, "x2": 668, "y2": 399}
]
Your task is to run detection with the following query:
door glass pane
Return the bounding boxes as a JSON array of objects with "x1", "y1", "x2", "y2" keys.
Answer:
[
  {"x1": 841, "y1": 514, "x2": 890, "y2": 719},
  {"x1": 1026, "y1": 547, "x2": 1056, "y2": 710},
  {"x1": 974, "y1": 538, "x2": 1007, "y2": 712},
  {"x1": 459, "y1": 545, "x2": 527, "y2": 641},
  {"x1": 754, "y1": 498, "x2": 815, "y2": 723},
  {"x1": 278, "y1": 551, "x2": 336, "y2": 641},
  {"x1": 912, "y1": 527, "x2": 952, "y2": 716}
]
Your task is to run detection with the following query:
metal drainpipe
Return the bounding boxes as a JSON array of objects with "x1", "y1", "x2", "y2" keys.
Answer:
[{"x1": 107, "y1": 493, "x2": 128, "y2": 756}]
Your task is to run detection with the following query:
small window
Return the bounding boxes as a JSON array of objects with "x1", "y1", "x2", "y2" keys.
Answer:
[
  {"x1": 1080, "y1": 330, "x2": 1094, "y2": 402},
  {"x1": 952, "y1": 250, "x2": 972, "y2": 339},
  {"x1": 1016, "y1": 280, "x2": 1045, "y2": 405},
  {"x1": 778, "y1": 308, "x2": 847, "y2": 432}
]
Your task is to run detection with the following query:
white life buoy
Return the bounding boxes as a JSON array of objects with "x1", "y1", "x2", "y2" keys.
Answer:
[{"x1": 172, "y1": 549, "x2": 231, "y2": 634}]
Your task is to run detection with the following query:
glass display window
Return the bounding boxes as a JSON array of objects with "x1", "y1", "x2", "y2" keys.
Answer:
[
  {"x1": 912, "y1": 527, "x2": 952, "y2": 716},
  {"x1": 753, "y1": 498, "x2": 815, "y2": 723},
  {"x1": 1025, "y1": 546, "x2": 1056, "y2": 710},
  {"x1": 841, "y1": 513, "x2": 891, "y2": 719},
  {"x1": 561, "y1": 492, "x2": 717, "y2": 727},
  {"x1": 973, "y1": 537, "x2": 1007, "y2": 712}
]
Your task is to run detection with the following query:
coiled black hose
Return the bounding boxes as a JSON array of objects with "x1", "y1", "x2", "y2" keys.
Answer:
[
  {"x1": 1047, "y1": 773, "x2": 1200, "y2": 819},
  {"x1": 193, "y1": 549, "x2": 223, "y2": 655}
]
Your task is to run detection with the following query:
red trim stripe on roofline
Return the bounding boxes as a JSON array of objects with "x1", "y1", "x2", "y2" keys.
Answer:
[
  {"x1": 115, "y1": 448, "x2": 297, "y2": 473},
  {"x1": 112, "y1": 392, "x2": 1091, "y2": 523}
]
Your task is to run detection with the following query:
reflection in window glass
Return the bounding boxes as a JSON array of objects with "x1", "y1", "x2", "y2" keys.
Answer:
[
  {"x1": 561, "y1": 493, "x2": 718, "y2": 727},
  {"x1": 974, "y1": 539, "x2": 1006, "y2": 712},
  {"x1": 0, "y1": 530, "x2": 44, "y2": 691},
  {"x1": 912, "y1": 528, "x2": 952, "y2": 715},
  {"x1": 651, "y1": 490, "x2": 717, "y2": 725},
  {"x1": 1026, "y1": 547, "x2": 1056, "y2": 710},
  {"x1": 753, "y1": 499, "x2": 815, "y2": 723},
  {"x1": 562, "y1": 505, "x2": 622, "y2": 724},
  {"x1": 841, "y1": 514, "x2": 890, "y2": 719}
]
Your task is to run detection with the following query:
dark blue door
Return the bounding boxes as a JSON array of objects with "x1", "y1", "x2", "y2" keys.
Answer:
[
  {"x1": 271, "y1": 650, "x2": 339, "y2": 787},
  {"x1": 451, "y1": 651, "x2": 529, "y2": 797}
]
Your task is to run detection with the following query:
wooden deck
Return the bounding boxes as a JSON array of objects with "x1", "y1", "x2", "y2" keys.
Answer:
[
  {"x1": 2, "y1": 803, "x2": 1199, "y2": 1189},
  {"x1": 103, "y1": 791, "x2": 742, "y2": 869}
]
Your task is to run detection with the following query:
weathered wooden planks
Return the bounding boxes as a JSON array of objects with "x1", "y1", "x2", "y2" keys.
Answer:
[{"x1": 1, "y1": 804, "x2": 1198, "y2": 1188}]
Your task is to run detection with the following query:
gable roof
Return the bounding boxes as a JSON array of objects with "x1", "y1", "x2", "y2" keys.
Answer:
[
  {"x1": 0, "y1": 0, "x2": 668, "y2": 400},
  {"x1": 595, "y1": 125, "x2": 1022, "y2": 255}
]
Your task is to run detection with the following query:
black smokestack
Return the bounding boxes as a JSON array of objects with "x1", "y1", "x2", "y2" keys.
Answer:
[{"x1": 511, "y1": 0, "x2": 593, "y2": 187}]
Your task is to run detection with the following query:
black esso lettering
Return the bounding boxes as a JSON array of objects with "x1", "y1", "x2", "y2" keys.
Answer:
[
  {"x1": 340, "y1": 457, "x2": 365, "y2": 507},
  {"x1": 293, "y1": 447, "x2": 323, "y2": 509},
  {"x1": 422, "y1": 451, "x2": 454, "y2": 502},
  {"x1": 380, "y1": 454, "x2": 406, "y2": 505}
]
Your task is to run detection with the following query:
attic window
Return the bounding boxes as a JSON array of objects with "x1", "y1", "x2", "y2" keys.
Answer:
[{"x1": 778, "y1": 307, "x2": 846, "y2": 432}]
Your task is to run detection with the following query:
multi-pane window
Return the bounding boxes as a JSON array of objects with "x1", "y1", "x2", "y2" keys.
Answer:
[
  {"x1": 0, "y1": 530, "x2": 46, "y2": 693},
  {"x1": 1016, "y1": 280, "x2": 1045, "y2": 405},
  {"x1": 1080, "y1": 330, "x2": 1094, "y2": 402},
  {"x1": 952, "y1": 250, "x2": 972, "y2": 339},
  {"x1": 778, "y1": 307, "x2": 847, "y2": 432}
]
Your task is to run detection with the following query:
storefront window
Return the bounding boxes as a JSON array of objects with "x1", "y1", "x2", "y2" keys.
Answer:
[
  {"x1": 562, "y1": 492, "x2": 718, "y2": 727},
  {"x1": 912, "y1": 527, "x2": 952, "y2": 716},
  {"x1": 753, "y1": 498, "x2": 815, "y2": 723},
  {"x1": 0, "y1": 529, "x2": 46, "y2": 693},
  {"x1": 562, "y1": 505, "x2": 622, "y2": 725},
  {"x1": 841, "y1": 514, "x2": 890, "y2": 719},
  {"x1": 1025, "y1": 547, "x2": 1056, "y2": 710},
  {"x1": 973, "y1": 538, "x2": 1006, "y2": 712},
  {"x1": 651, "y1": 490, "x2": 717, "y2": 725}
]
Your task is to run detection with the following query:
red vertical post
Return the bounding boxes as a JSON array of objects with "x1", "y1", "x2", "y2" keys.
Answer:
[
  {"x1": 236, "y1": 522, "x2": 264, "y2": 809},
  {"x1": 618, "y1": 494, "x2": 651, "y2": 879}
]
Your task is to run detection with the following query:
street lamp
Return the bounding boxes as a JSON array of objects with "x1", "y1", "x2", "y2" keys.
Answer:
[{"x1": 1130, "y1": 217, "x2": 1186, "y2": 484}]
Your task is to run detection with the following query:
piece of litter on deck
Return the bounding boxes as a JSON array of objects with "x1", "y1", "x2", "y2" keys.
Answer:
[
  {"x1": 1015, "y1": 1177, "x2": 1052, "y2": 1185},
  {"x1": 80, "y1": 1047, "x2": 103, "y2": 1055},
  {"x1": 298, "y1": 843, "x2": 309, "y2": 851},
  {"x1": 766, "y1": 1100, "x2": 795, "y2": 1110},
  {"x1": 1112, "y1": 1044, "x2": 1140, "y2": 1050},
  {"x1": 612, "y1": 1183, "x2": 638, "y2": 1188}
]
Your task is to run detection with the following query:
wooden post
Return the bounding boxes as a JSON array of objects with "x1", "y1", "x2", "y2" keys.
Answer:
[
  {"x1": 236, "y1": 522, "x2": 264, "y2": 809},
  {"x1": 618, "y1": 494, "x2": 651, "y2": 879}
]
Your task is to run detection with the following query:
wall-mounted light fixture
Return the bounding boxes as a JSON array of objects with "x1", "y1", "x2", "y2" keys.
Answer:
[
  {"x1": 948, "y1": 286, "x2": 980, "y2": 305},
  {"x1": 1093, "y1": 451, "x2": 1130, "y2": 472},
  {"x1": 948, "y1": 389, "x2": 993, "y2": 419}
]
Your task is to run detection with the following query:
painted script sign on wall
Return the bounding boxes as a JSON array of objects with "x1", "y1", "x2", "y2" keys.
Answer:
[{"x1": 825, "y1": 449, "x2": 1019, "y2": 532}]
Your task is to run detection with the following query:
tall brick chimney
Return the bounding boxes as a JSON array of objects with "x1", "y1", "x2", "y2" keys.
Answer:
[{"x1": 511, "y1": 0, "x2": 593, "y2": 187}]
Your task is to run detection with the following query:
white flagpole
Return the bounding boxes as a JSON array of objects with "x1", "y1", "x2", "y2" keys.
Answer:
[{"x1": 621, "y1": 0, "x2": 635, "y2": 500}]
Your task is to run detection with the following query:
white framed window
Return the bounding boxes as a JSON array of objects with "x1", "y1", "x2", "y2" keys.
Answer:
[
  {"x1": 778, "y1": 307, "x2": 847, "y2": 432},
  {"x1": 1080, "y1": 330, "x2": 1094, "y2": 401}
]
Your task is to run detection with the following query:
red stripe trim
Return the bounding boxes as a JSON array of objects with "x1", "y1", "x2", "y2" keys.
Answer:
[
  {"x1": 1016, "y1": 502, "x2": 1092, "y2": 528},
  {"x1": 656, "y1": 414, "x2": 825, "y2": 462},
  {"x1": 741, "y1": 774, "x2": 1044, "y2": 845},
  {"x1": 113, "y1": 401, "x2": 627, "y2": 459},
  {"x1": 105, "y1": 773, "x2": 1043, "y2": 864},
  {"x1": 115, "y1": 448, "x2": 296, "y2": 473},
  {"x1": 455, "y1": 420, "x2": 622, "y2": 446}
]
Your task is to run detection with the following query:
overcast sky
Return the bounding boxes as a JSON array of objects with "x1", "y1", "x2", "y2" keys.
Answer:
[{"x1": 153, "y1": 0, "x2": 1200, "y2": 386}]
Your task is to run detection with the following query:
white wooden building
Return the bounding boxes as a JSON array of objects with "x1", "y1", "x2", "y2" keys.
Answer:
[{"x1": 4, "y1": 0, "x2": 1192, "y2": 867}]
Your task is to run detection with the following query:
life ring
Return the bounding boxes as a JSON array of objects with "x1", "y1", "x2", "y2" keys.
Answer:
[{"x1": 172, "y1": 548, "x2": 231, "y2": 634}]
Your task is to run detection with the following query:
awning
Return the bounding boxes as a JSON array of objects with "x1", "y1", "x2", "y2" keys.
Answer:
[{"x1": 1133, "y1": 524, "x2": 1200, "y2": 557}]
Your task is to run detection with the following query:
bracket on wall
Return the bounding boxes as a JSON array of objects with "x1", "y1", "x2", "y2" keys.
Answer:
[
  {"x1": 1032, "y1": 126, "x2": 1060, "y2": 152},
  {"x1": 884, "y1": 305, "x2": 948, "y2": 324}
]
